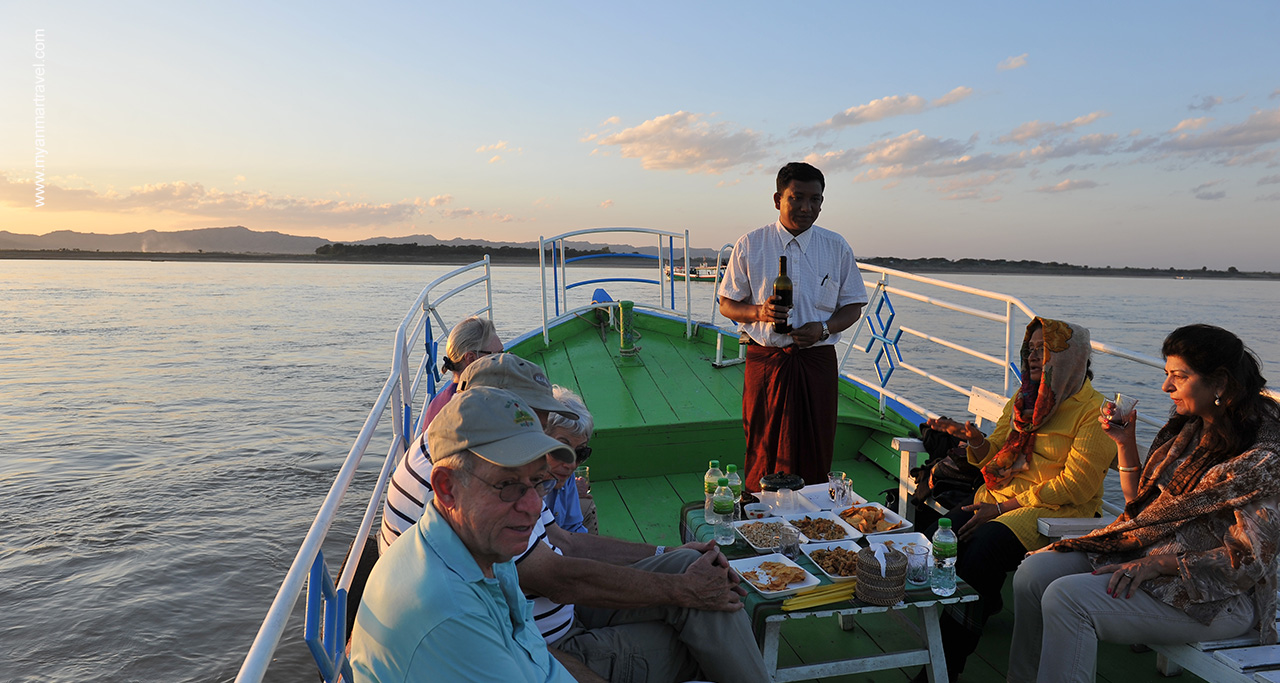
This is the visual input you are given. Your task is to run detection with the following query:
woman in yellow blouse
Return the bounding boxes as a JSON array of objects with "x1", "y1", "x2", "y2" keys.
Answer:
[{"x1": 917, "y1": 317, "x2": 1116, "y2": 681}]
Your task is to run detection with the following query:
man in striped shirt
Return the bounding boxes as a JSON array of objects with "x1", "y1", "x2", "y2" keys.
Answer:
[{"x1": 718, "y1": 162, "x2": 868, "y2": 490}]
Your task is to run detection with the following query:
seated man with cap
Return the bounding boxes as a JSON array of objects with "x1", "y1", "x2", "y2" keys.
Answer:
[
  {"x1": 379, "y1": 353, "x2": 578, "y2": 553},
  {"x1": 350, "y1": 387, "x2": 578, "y2": 682}
]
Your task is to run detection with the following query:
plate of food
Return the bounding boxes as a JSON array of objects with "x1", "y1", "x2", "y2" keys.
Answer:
[
  {"x1": 731, "y1": 518, "x2": 808, "y2": 552},
  {"x1": 780, "y1": 512, "x2": 863, "y2": 543},
  {"x1": 729, "y1": 553, "x2": 820, "y2": 598},
  {"x1": 797, "y1": 483, "x2": 867, "y2": 511},
  {"x1": 801, "y1": 540, "x2": 860, "y2": 583},
  {"x1": 873, "y1": 531, "x2": 931, "y2": 554},
  {"x1": 836, "y1": 502, "x2": 912, "y2": 536}
]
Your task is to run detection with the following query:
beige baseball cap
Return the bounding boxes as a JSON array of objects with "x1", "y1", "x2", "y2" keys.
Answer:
[
  {"x1": 456, "y1": 353, "x2": 578, "y2": 420},
  {"x1": 428, "y1": 387, "x2": 575, "y2": 466}
]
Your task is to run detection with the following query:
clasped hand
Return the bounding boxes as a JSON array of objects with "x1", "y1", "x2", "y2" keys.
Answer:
[
  {"x1": 758, "y1": 296, "x2": 825, "y2": 347},
  {"x1": 678, "y1": 541, "x2": 746, "y2": 611}
]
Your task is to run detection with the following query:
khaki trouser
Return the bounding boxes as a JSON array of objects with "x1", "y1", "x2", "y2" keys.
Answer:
[
  {"x1": 1007, "y1": 550, "x2": 1255, "y2": 683},
  {"x1": 553, "y1": 549, "x2": 769, "y2": 683}
]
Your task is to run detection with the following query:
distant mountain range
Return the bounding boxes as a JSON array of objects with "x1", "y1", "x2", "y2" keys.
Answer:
[{"x1": 0, "y1": 226, "x2": 725, "y2": 260}]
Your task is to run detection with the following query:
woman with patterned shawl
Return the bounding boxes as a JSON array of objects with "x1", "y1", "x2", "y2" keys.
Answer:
[
  {"x1": 1007, "y1": 325, "x2": 1280, "y2": 683},
  {"x1": 915, "y1": 318, "x2": 1116, "y2": 682}
]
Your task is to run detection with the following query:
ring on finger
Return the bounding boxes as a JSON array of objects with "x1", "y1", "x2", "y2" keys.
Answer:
[{"x1": 1123, "y1": 571, "x2": 1134, "y2": 578}]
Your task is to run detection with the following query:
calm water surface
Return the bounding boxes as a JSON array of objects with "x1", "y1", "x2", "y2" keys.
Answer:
[{"x1": 1, "y1": 260, "x2": 1276, "y2": 682}]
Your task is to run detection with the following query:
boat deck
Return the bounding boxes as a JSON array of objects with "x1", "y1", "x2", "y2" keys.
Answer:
[{"x1": 591, "y1": 453, "x2": 1208, "y2": 683}]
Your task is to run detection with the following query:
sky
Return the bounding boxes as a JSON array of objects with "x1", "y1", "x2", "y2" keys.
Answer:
[{"x1": 2, "y1": 1, "x2": 1278, "y2": 270}]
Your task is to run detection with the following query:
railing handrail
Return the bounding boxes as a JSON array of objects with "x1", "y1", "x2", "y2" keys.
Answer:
[
  {"x1": 236, "y1": 259, "x2": 493, "y2": 683},
  {"x1": 539, "y1": 227, "x2": 692, "y2": 347}
]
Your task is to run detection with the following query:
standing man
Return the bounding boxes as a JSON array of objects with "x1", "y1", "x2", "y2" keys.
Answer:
[
  {"x1": 718, "y1": 162, "x2": 868, "y2": 490},
  {"x1": 350, "y1": 387, "x2": 579, "y2": 682}
]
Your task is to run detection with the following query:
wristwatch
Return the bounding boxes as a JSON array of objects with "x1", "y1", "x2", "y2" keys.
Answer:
[{"x1": 820, "y1": 321, "x2": 830, "y2": 340}]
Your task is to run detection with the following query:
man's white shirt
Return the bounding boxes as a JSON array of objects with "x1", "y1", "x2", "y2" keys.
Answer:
[{"x1": 718, "y1": 222, "x2": 868, "y2": 347}]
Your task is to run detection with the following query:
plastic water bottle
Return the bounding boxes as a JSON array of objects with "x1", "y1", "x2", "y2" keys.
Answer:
[
  {"x1": 703, "y1": 460, "x2": 724, "y2": 523},
  {"x1": 725, "y1": 464, "x2": 743, "y2": 519},
  {"x1": 712, "y1": 478, "x2": 736, "y2": 546},
  {"x1": 931, "y1": 518, "x2": 958, "y2": 596}
]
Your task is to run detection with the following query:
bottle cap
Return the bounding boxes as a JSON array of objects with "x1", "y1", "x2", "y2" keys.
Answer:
[
  {"x1": 726, "y1": 464, "x2": 737, "y2": 473},
  {"x1": 938, "y1": 518, "x2": 952, "y2": 528},
  {"x1": 718, "y1": 477, "x2": 729, "y2": 486},
  {"x1": 708, "y1": 460, "x2": 719, "y2": 469}
]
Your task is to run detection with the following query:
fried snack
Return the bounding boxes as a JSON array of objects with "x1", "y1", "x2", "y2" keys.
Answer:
[
  {"x1": 808, "y1": 546, "x2": 859, "y2": 577},
  {"x1": 742, "y1": 561, "x2": 809, "y2": 592},
  {"x1": 839, "y1": 505, "x2": 902, "y2": 534},
  {"x1": 737, "y1": 521, "x2": 785, "y2": 548},
  {"x1": 788, "y1": 516, "x2": 848, "y2": 541}
]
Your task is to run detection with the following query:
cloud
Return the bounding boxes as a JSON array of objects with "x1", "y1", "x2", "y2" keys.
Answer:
[
  {"x1": 800, "y1": 86, "x2": 973, "y2": 134},
  {"x1": 943, "y1": 190, "x2": 984, "y2": 201},
  {"x1": 999, "y1": 112, "x2": 1109, "y2": 144},
  {"x1": 599, "y1": 199, "x2": 614, "y2": 208},
  {"x1": 600, "y1": 116, "x2": 621, "y2": 126},
  {"x1": 595, "y1": 111, "x2": 767, "y2": 174},
  {"x1": 715, "y1": 179, "x2": 741, "y2": 187},
  {"x1": 476, "y1": 141, "x2": 509, "y2": 153},
  {"x1": 488, "y1": 155, "x2": 502, "y2": 164},
  {"x1": 1195, "y1": 190, "x2": 1226, "y2": 200},
  {"x1": 934, "y1": 174, "x2": 1005, "y2": 193},
  {"x1": 1033, "y1": 179, "x2": 1100, "y2": 193},
  {"x1": 1188, "y1": 96, "x2": 1223, "y2": 112},
  {"x1": 1258, "y1": 191, "x2": 1280, "y2": 201},
  {"x1": 0, "y1": 174, "x2": 524, "y2": 226},
  {"x1": 806, "y1": 130, "x2": 972, "y2": 172},
  {"x1": 1258, "y1": 175, "x2": 1280, "y2": 186},
  {"x1": 997, "y1": 53, "x2": 1028, "y2": 71},
  {"x1": 1192, "y1": 180, "x2": 1224, "y2": 193},
  {"x1": 1158, "y1": 107, "x2": 1280, "y2": 153},
  {"x1": 1170, "y1": 117, "x2": 1212, "y2": 133}
]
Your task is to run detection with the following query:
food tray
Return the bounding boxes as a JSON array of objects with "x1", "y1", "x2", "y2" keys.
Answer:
[
  {"x1": 835, "y1": 502, "x2": 913, "y2": 536},
  {"x1": 729, "y1": 553, "x2": 820, "y2": 598},
  {"x1": 871, "y1": 531, "x2": 931, "y2": 554},
  {"x1": 755, "y1": 489, "x2": 821, "y2": 515},
  {"x1": 801, "y1": 540, "x2": 860, "y2": 583},
  {"x1": 731, "y1": 518, "x2": 809, "y2": 552},
  {"x1": 780, "y1": 511, "x2": 863, "y2": 544},
  {"x1": 798, "y1": 483, "x2": 866, "y2": 511}
]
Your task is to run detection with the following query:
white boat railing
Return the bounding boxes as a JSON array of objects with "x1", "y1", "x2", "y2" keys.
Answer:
[
  {"x1": 539, "y1": 227, "x2": 692, "y2": 346},
  {"x1": 236, "y1": 258, "x2": 494, "y2": 683}
]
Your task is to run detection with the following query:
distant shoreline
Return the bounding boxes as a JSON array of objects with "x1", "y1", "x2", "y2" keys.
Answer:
[{"x1": 2, "y1": 249, "x2": 1276, "y2": 280}]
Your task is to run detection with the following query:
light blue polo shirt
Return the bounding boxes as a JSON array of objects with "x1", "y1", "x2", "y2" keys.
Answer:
[{"x1": 351, "y1": 502, "x2": 573, "y2": 682}]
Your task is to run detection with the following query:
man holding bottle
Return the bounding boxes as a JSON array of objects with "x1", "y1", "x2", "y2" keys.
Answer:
[{"x1": 718, "y1": 162, "x2": 868, "y2": 490}]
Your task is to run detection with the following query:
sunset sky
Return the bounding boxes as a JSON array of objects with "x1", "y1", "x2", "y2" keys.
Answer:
[{"x1": 2, "y1": 2, "x2": 1278, "y2": 269}]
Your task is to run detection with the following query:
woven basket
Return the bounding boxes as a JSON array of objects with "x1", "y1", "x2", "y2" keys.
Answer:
[{"x1": 856, "y1": 546, "x2": 907, "y2": 605}]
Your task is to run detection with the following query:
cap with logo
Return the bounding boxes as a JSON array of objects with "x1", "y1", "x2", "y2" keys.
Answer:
[
  {"x1": 428, "y1": 386, "x2": 575, "y2": 467},
  {"x1": 456, "y1": 353, "x2": 578, "y2": 420}
]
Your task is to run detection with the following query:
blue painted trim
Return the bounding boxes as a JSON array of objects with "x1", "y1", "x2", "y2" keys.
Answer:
[
  {"x1": 304, "y1": 550, "x2": 348, "y2": 683},
  {"x1": 566, "y1": 252, "x2": 658, "y2": 263},
  {"x1": 567, "y1": 277, "x2": 658, "y2": 290}
]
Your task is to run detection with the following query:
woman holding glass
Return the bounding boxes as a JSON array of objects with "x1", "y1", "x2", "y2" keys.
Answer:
[
  {"x1": 917, "y1": 317, "x2": 1116, "y2": 681},
  {"x1": 1007, "y1": 324, "x2": 1280, "y2": 683}
]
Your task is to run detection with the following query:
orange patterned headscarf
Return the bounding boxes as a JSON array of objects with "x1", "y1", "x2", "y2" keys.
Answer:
[{"x1": 981, "y1": 317, "x2": 1092, "y2": 489}]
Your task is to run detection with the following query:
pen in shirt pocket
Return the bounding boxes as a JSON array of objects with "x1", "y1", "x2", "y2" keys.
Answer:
[{"x1": 820, "y1": 274, "x2": 830, "y2": 286}]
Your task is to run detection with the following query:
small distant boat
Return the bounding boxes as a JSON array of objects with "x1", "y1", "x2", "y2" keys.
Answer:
[{"x1": 664, "y1": 263, "x2": 725, "y2": 282}]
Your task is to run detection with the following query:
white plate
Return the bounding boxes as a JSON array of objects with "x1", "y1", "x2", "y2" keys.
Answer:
[
  {"x1": 729, "y1": 553, "x2": 821, "y2": 598},
  {"x1": 867, "y1": 531, "x2": 931, "y2": 554},
  {"x1": 798, "y1": 483, "x2": 867, "y2": 511},
  {"x1": 801, "y1": 540, "x2": 861, "y2": 583},
  {"x1": 779, "y1": 511, "x2": 863, "y2": 544},
  {"x1": 835, "y1": 502, "x2": 914, "y2": 536},
  {"x1": 731, "y1": 518, "x2": 809, "y2": 552}
]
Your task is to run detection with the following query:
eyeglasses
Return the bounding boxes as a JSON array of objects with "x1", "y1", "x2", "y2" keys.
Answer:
[
  {"x1": 1026, "y1": 346, "x2": 1045, "y2": 360},
  {"x1": 574, "y1": 445, "x2": 592, "y2": 463},
  {"x1": 469, "y1": 471, "x2": 556, "y2": 502}
]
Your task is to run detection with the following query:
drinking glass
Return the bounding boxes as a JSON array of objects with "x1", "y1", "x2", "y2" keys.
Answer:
[
  {"x1": 1102, "y1": 393, "x2": 1139, "y2": 427},
  {"x1": 775, "y1": 526, "x2": 800, "y2": 559},
  {"x1": 574, "y1": 465, "x2": 590, "y2": 495},
  {"x1": 904, "y1": 545, "x2": 931, "y2": 586},
  {"x1": 828, "y1": 471, "x2": 852, "y2": 508}
]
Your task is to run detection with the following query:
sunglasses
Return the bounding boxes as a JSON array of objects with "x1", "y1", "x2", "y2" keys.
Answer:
[
  {"x1": 470, "y1": 472, "x2": 556, "y2": 502},
  {"x1": 574, "y1": 445, "x2": 592, "y2": 463}
]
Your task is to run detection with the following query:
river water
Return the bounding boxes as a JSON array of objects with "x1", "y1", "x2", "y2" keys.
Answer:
[{"x1": 1, "y1": 259, "x2": 1276, "y2": 682}]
